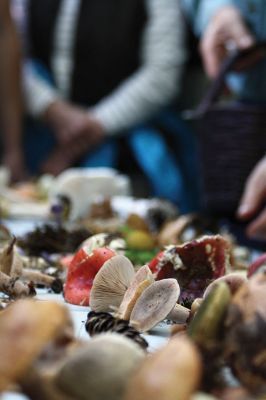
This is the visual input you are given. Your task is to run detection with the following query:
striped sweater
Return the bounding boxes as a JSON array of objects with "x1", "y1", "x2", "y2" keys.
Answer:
[{"x1": 13, "y1": 0, "x2": 187, "y2": 134}]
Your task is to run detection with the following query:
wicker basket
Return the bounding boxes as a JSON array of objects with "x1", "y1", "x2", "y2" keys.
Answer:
[{"x1": 190, "y1": 44, "x2": 266, "y2": 217}]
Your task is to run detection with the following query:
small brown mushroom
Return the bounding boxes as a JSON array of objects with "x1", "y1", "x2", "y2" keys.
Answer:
[
  {"x1": 89, "y1": 255, "x2": 135, "y2": 312},
  {"x1": 158, "y1": 214, "x2": 196, "y2": 246},
  {"x1": 0, "y1": 238, "x2": 62, "y2": 293},
  {"x1": 0, "y1": 299, "x2": 74, "y2": 399},
  {"x1": 0, "y1": 270, "x2": 35, "y2": 298},
  {"x1": 124, "y1": 335, "x2": 202, "y2": 400},
  {"x1": 130, "y1": 279, "x2": 180, "y2": 332},
  {"x1": 117, "y1": 265, "x2": 154, "y2": 320}
]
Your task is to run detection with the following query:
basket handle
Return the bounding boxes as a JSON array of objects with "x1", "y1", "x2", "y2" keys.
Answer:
[{"x1": 195, "y1": 42, "x2": 266, "y2": 116}]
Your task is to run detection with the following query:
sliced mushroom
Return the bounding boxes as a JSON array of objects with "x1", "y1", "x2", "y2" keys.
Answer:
[
  {"x1": 0, "y1": 299, "x2": 73, "y2": 398},
  {"x1": 124, "y1": 335, "x2": 202, "y2": 400},
  {"x1": 130, "y1": 279, "x2": 180, "y2": 332},
  {"x1": 89, "y1": 255, "x2": 135, "y2": 312},
  {"x1": 117, "y1": 265, "x2": 154, "y2": 320}
]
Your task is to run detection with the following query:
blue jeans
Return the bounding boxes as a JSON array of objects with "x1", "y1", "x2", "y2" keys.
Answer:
[{"x1": 23, "y1": 112, "x2": 199, "y2": 213}]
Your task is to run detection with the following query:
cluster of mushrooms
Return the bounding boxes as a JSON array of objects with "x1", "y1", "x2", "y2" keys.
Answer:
[
  {"x1": 0, "y1": 238, "x2": 63, "y2": 304},
  {"x1": 1, "y1": 249, "x2": 266, "y2": 400},
  {"x1": 0, "y1": 210, "x2": 265, "y2": 399}
]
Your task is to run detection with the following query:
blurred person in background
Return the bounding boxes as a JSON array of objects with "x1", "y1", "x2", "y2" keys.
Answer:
[
  {"x1": 12, "y1": 0, "x2": 199, "y2": 211},
  {"x1": 238, "y1": 155, "x2": 266, "y2": 241},
  {"x1": 0, "y1": 0, "x2": 25, "y2": 181},
  {"x1": 182, "y1": 0, "x2": 266, "y2": 240}
]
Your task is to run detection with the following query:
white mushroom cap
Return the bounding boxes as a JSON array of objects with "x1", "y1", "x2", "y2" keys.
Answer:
[{"x1": 89, "y1": 255, "x2": 135, "y2": 312}]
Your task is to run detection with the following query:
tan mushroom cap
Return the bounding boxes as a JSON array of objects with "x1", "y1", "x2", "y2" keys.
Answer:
[
  {"x1": 130, "y1": 279, "x2": 180, "y2": 332},
  {"x1": 0, "y1": 299, "x2": 72, "y2": 392},
  {"x1": 124, "y1": 335, "x2": 202, "y2": 400},
  {"x1": 90, "y1": 255, "x2": 135, "y2": 312},
  {"x1": 117, "y1": 265, "x2": 154, "y2": 320}
]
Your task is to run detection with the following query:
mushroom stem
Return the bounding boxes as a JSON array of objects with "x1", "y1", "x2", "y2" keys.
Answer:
[
  {"x1": 22, "y1": 269, "x2": 63, "y2": 292},
  {"x1": 0, "y1": 270, "x2": 35, "y2": 298},
  {"x1": 166, "y1": 304, "x2": 190, "y2": 324},
  {"x1": 167, "y1": 303, "x2": 190, "y2": 324}
]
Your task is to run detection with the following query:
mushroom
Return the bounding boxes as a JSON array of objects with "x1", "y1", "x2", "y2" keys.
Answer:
[
  {"x1": 0, "y1": 270, "x2": 35, "y2": 298},
  {"x1": 203, "y1": 273, "x2": 247, "y2": 298},
  {"x1": 224, "y1": 273, "x2": 266, "y2": 392},
  {"x1": 130, "y1": 279, "x2": 180, "y2": 332},
  {"x1": 55, "y1": 333, "x2": 145, "y2": 400},
  {"x1": 0, "y1": 238, "x2": 62, "y2": 293},
  {"x1": 158, "y1": 214, "x2": 196, "y2": 246},
  {"x1": 167, "y1": 303, "x2": 190, "y2": 324},
  {"x1": 81, "y1": 233, "x2": 126, "y2": 254},
  {"x1": 117, "y1": 265, "x2": 154, "y2": 320},
  {"x1": 188, "y1": 282, "x2": 231, "y2": 348},
  {"x1": 89, "y1": 255, "x2": 135, "y2": 312},
  {"x1": 124, "y1": 335, "x2": 202, "y2": 400},
  {"x1": 0, "y1": 299, "x2": 74, "y2": 399}
]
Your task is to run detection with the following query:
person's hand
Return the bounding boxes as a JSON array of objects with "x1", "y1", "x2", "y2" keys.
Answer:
[
  {"x1": 2, "y1": 149, "x2": 28, "y2": 182},
  {"x1": 237, "y1": 156, "x2": 266, "y2": 240},
  {"x1": 41, "y1": 106, "x2": 105, "y2": 175},
  {"x1": 44, "y1": 100, "x2": 92, "y2": 144},
  {"x1": 200, "y1": 6, "x2": 255, "y2": 78},
  {"x1": 45, "y1": 100, "x2": 105, "y2": 144}
]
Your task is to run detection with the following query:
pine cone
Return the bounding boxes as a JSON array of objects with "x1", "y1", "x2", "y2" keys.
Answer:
[{"x1": 85, "y1": 311, "x2": 148, "y2": 350}]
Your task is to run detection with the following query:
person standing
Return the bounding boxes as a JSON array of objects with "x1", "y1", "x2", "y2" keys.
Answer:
[{"x1": 0, "y1": 0, "x2": 25, "y2": 181}]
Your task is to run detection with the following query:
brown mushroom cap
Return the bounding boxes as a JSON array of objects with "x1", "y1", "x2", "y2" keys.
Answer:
[
  {"x1": 130, "y1": 279, "x2": 180, "y2": 332},
  {"x1": 124, "y1": 335, "x2": 202, "y2": 400},
  {"x1": 89, "y1": 255, "x2": 135, "y2": 312},
  {"x1": 0, "y1": 299, "x2": 72, "y2": 392}
]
